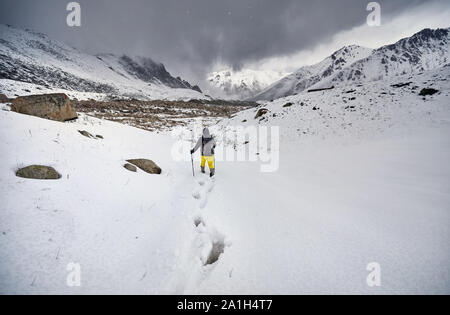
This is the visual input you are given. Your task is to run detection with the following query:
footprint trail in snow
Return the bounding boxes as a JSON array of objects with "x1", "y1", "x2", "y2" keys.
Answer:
[{"x1": 190, "y1": 174, "x2": 227, "y2": 266}]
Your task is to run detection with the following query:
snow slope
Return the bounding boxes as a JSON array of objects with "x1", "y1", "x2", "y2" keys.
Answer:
[
  {"x1": 230, "y1": 65, "x2": 450, "y2": 144},
  {"x1": 0, "y1": 78, "x2": 204, "y2": 103},
  {"x1": 0, "y1": 24, "x2": 203, "y2": 101},
  {"x1": 207, "y1": 68, "x2": 288, "y2": 99},
  {"x1": 254, "y1": 27, "x2": 450, "y2": 101},
  {"x1": 313, "y1": 28, "x2": 450, "y2": 90},
  {"x1": 0, "y1": 66, "x2": 449, "y2": 294}
]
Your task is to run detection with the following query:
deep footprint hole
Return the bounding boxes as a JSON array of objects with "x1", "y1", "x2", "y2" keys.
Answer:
[
  {"x1": 194, "y1": 216, "x2": 204, "y2": 227},
  {"x1": 205, "y1": 239, "x2": 226, "y2": 266},
  {"x1": 192, "y1": 191, "x2": 201, "y2": 199}
]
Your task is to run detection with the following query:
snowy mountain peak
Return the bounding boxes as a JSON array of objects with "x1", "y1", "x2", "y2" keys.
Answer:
[
  {"x1": 0, "y1": 24, "x2": 203, "y2": 100},
  {"x1": 252, "y1": 45, "x2": 373, "y2": 101},
  {"x1": 315, "y1": 45, "x2": 374, "y2": 75},
  {"x1": 253, "y1": 27, "x2": 450, "y2": 101},
  {"x1": 312, "y1": 27, "x2": 450, "y2": 90},
  {"x1": 331, "y1": 44, "x2": 370, "y2": 58},
  {"x1": 404, "y1": 27, "x2": 449, "y2": 45},
  {"x1": 97, "y1": 54, "x2": 201, "y2": 92},
  {"x1": 207, "y1": 68, "x2": 288, "y2": 99}
]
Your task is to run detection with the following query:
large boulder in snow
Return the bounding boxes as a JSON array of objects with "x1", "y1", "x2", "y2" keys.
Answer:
[
  {"x1": 126, "y1": 159, "x2": 161, "y2": 174},
  {"x1": 419, "y1": 88, "x2": 439, "y2": 96},
  {"x1": 11, "y1": 93, "x2": 78, "y2": 122},
  {"x1": 254, "y1": 108, "x2": 268, "y2": 119},
  {"x1": 16, "y1": 165, "x2": 61, "y2": 180}
]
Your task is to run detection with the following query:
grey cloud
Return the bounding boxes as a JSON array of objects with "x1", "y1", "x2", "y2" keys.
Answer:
[{"x1": 0, "y1": 0, "x2": 446, "y2": 86}]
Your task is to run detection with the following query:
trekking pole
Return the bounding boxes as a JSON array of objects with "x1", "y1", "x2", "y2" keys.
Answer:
[{"x1": 191, "y1": 153, "x2": 195, "y2": 177}]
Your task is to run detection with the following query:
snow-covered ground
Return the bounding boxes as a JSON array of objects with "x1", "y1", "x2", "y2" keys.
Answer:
[
  {"x1": 0, "y1": 64, "x2": 449, "y2": 294},
  {"x1": 191, "y1": 128, "x2": 450, "y2": 294}
]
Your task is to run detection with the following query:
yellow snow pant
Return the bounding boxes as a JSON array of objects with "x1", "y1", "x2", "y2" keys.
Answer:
[{"x1": 201, "y1": 156, "x2": 215, "y2": 169}]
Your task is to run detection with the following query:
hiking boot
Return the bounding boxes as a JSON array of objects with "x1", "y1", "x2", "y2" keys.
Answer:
[
  {"x1": 201, "y1": 166, "x2": 206, "y2": 174},
  {"x1": 210, "y1": 168, "x2": 215, "y2": 177}
]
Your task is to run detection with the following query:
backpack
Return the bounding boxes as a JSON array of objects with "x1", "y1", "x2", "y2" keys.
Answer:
[{"x1": 202, "y1": 136, "x2": 214, "y2": 155}]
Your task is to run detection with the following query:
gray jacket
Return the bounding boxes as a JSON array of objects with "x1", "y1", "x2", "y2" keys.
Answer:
[{"x1": 192, "y1": 128, "x2": 216, "y2": 156}]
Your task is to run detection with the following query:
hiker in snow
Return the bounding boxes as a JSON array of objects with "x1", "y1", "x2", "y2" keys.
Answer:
[{"x1": 191, "y1": 127, "x2": 216, "y2": 177}]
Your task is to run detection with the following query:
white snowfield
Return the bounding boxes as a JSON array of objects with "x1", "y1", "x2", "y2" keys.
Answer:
[{"x1": 1, "y1": 66, "x2": 450, "y2": 294}]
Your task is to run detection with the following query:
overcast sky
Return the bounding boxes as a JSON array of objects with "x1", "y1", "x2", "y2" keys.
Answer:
[{"x1": 1, "y1": 0, "x2": 450, "y2": 88}]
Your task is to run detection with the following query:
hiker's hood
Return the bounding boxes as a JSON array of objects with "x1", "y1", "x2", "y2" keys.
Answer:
[{"x1": 203, "y1": 128, "x2": 211, "y2": 138}]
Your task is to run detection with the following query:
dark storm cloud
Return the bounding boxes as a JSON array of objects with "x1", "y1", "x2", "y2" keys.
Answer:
[{"x1": 0, "y1": 0, "x2": 443, "y2": 84}]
